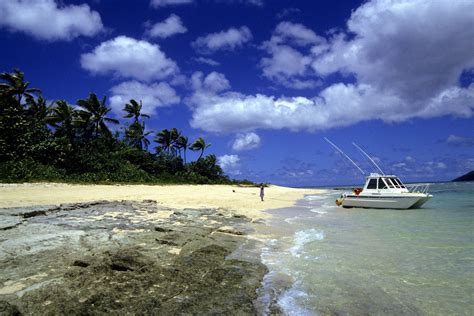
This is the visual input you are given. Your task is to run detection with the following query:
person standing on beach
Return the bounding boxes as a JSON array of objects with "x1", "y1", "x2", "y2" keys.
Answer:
[{"x1": 260, "y1": 184, "x2": 265, "y2": 202}]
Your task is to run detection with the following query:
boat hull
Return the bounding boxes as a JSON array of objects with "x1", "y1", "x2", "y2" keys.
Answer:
[{"x1": 342, "y1": 193, "x2": 431, "y2": 209}]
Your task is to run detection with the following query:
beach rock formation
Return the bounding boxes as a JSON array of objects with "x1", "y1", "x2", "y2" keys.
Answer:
[{"x1": 0, "y1": 200, "x2": 266, "y2": 314}]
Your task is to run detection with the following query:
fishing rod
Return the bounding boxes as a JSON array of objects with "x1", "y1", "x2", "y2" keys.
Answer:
[
  {"x1": 352, "y1": 142, "x2": 385, "y2": 175},
  {"x1": 324, "y1": 137, "x2": 366, "y2": 175}
]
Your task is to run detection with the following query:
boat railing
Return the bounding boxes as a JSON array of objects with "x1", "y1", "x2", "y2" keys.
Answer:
[{"x1": 407, "y1": 183, "x2": 430, "y2": 194}]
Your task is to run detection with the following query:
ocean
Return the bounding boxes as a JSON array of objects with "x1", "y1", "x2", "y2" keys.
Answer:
[{"x1": 254, "y1": 182, "x2": 474, "y2": 315}]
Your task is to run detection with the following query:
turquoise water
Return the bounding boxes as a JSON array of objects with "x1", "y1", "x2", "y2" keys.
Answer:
[{"x1": 256, "y1": 182, "x2": 474, "y2": 315}]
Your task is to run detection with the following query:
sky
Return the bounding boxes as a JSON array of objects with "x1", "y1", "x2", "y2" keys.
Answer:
[{"x1": 0, "y1": 0, "x2": 473, "y2": 186}]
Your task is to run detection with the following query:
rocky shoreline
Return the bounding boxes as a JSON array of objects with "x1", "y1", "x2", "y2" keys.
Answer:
[{"x1": 0, "y1": 200, "x2": 268, "y2": 314}]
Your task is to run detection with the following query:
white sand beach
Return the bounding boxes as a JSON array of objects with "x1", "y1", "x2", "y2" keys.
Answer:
[{"x1": 0, "y1": 183, "x2": 325, "y2": 219}]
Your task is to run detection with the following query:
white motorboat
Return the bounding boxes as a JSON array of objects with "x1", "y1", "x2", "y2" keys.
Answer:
[
  {"x1": 336, "y1": 173, "x2": 432, "y2": 209},
  {"x1": 323, "y1": 138, "x2": 433, "y2": 210}
]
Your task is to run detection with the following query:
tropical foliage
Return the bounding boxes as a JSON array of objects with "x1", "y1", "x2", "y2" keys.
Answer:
[
  {"x1": 0, "y1": 69, "x2": 248, "y2": 184},
  {"x1": 189, "y1": 137, "x2": 211, "y2": 159}
]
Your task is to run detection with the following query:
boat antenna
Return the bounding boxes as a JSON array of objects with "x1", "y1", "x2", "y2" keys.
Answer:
[
  {"x1": 352, "y1": 142, "x2": 385, "y2": 175},
  {"x1": 324, "y1": 137, "x2": 366, "y2": 175}
]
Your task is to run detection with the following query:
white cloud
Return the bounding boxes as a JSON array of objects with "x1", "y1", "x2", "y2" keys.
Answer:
[
  {"x1": 188, "y1": 75, "x2": 474, "y2": 133},
  {"x1": 169, "y1": 74, "x2": 187, "y2": 86},
  {"x1": 311, "y1": 0, "x2": 474, "y2": 104},
  {"x1": 272, "y1": 21, "x2": 323, "y2": 47},
  {"x1": 277, "y1": 7, "x2": 301, "y2": 19},
  {"x1": 462, "y1": 158, "x2": 474, "y2": 171},
  {"x1": 260, "y1": 44, "x2": 320, "y2": 89},
  {"x1": 392, "y1": 162, "x2": 407, "y2": 169},
  {"x1": 150, "y1": 0, "x2": 193, "y2": 8},
  {"x1": 232, "y1": 132, "x2": 261, "y2": 151},
  {"x1": 109, "y1": 81, "x2": 180, "y2": 116},
  {"x1": 145, "y1": 14, "x2": 187, "y2": 38},
  {"x1": 0, "y1": 0, "x2": 103, "y2": 41},
  {"x1": 446, "y1": 135, "x2": 464, "y2": 145},
  {"x1": 445, "y1": 135, "x2": 474, "y2": 147},
  {"x1": 260, "y1": 22, "x2": 324, "y2": 89},
  {"x1": 190, "y1": 71, "x2": 231, "y2": 93},
  {"x1": 193, "y1": 57, "x2": 220, "y2": 66},
  {"x1": 218, "y1": 154, "x2": 241, "y2": 175},
  {"x1": 391, "y1": 156, "x2": 453, "y2": 179},
  {"x1": 192, "y1": 26, "x2": 252, "y2": 54},
  {"x1": 190, "y1": 1, "x2": 474, "y2": 132},
  {"x1": 81, "y1": 36, "x2": 178, "y2": 81}
]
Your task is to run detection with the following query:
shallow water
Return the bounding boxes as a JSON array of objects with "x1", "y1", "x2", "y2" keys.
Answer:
[{"x1": 256, "y1": 182, "x2": 474, "y2": 315}]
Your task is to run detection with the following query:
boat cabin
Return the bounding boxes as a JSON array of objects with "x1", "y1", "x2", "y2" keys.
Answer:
[{"x1": 362, "y1": 173, "x2": 409, "y2": 193}]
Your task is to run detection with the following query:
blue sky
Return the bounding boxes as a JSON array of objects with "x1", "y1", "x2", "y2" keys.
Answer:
[{"x1": 1, "y1": 0, "x2": 473, "y2": 186}]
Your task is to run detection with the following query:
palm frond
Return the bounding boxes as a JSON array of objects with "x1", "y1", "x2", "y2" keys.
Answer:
[{"x1": 104, "y1": 117, "x2": 120, "y2": 124}]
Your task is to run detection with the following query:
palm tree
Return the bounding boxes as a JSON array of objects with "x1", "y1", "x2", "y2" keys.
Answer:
[
  {"x1": 155, "y1": 129, "x2": 173, "y2": 154},
  {"x1": 189, "y1": 137, "x2": 211, "y2": 159},
  {"x1": 176, "y1": 135, "x2": 189, "y2": 163},
  {"x1": 155, "y1": 145, "x2": 164, "y2": 155},
  {"x1": 47, "y1": 100, "x2": 76, "y2": 140},
  {"x1": 170, "y1": 128, "x2": 181, "y2": 156},
  {"x1": 125, "y1": 121, "x2": 152, "y2": 150},
  {"x1": 123, "y1": 99, "x2": 150, "y2": 123},
  {"x1": 0, "y1": 69, "x2": 41, "y2": 106},
  {"x1": 76, "y1": 93, "x2": 119, "y2": 138},
  {"x1": 123, "y1": 99, "x2": 152, "y2": 150},
  {"x1": 25, "y1": 95, "x2": 51, "y2": 122},
  {"x1": 137, "y1": 122, "x2": 152, "y2": 150}
]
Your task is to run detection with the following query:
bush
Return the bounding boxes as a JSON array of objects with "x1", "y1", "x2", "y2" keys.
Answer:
[
  {"x1": 0, "y1": 159, "x2": 66, "y2": 182},
  {"x1": 187, "y1": 155, "x2": 224, "y2": 181}
]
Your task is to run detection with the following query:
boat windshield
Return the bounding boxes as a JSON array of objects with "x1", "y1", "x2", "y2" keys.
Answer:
[
  {"x1": 393, "y1": 178, "x2": 406, "y2": 188},
  {"x1": 384, "y1": 178, "x2": 396, "y2": 188},
  {"x1": 387, "y1": 178, "x2": 400, "y2": 188},
  {"x1": 367, "y1": 179, "x2": 377, "y2": 189},
  {"x1": 377, "y1": 178, "x2": 387, "y2": 189}
]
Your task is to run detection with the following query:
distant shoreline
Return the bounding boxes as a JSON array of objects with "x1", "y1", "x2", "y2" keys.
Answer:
[{"x1": 294, "y1": 180, "x2": 461, "y2": 189}]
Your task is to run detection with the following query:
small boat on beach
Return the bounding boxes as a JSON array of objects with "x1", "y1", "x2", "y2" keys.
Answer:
[{"x1": 336, "y1": 173, "x2": 432, "y2": 209}]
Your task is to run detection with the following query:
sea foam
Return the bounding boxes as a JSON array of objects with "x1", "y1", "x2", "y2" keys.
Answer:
[
  {"x1": 278, "y1": 283, "x2": 314, "y2": 316},
  {"x1": 309, "y1": 209, "x2": 328, "y2": 215},
  {"x1": 290, "y1": 228, "x2": 325, "y2": 258},
  {"x1": 304, "y1": 195, "x2": 327, "y2": 201}
]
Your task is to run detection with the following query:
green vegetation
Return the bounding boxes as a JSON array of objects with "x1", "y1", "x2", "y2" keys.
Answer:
[{"x1": 0, "y1": 69, "x2": 247, "y2": 184}]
